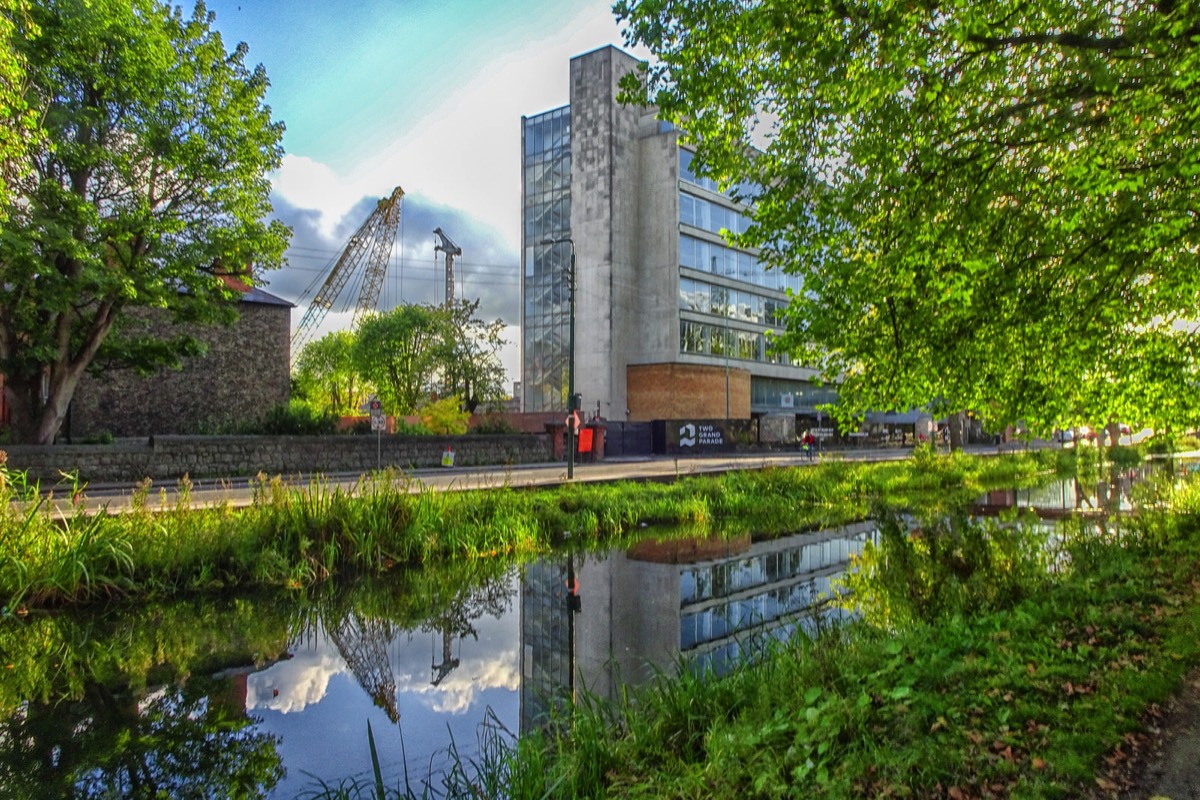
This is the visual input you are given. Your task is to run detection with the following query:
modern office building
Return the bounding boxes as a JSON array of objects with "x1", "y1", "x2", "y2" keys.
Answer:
[{"x1": 520, "y1": 45, "x2": 837, "y2": 427}]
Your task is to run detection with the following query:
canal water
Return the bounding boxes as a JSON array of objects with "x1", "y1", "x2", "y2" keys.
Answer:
[{"x1": 0, "y1": 467, "x2": 1165, "y2": 798}]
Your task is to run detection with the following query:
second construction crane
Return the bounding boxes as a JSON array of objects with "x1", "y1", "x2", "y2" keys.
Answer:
[
  {"x1": 433, "y1": 227, "x2": 461, "y2": 307},
  {"x1": 291, "y1": 186, "x2": 405, "y2": 358}
]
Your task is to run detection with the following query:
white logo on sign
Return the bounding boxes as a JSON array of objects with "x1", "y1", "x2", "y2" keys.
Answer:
[{"x1": 679, "y1": 423, "x2": 696, "y2": 447}]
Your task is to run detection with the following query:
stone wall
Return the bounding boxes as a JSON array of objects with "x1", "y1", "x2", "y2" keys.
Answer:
[
  {"x1": 3, "y1": 433, "x2": 551, "y2": 485},
  {"x1": 68, "y1": 300, "x2": 291, "y2": 439}
]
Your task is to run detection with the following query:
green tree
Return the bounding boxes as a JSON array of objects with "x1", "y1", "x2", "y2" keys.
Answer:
[
  {"x1": 0, "y1": 0, "x2": 39, "y2": 216},
  {"x1": 353, "y1": 302, "x2": 509, "y2": 417},
  {"x1": 617, "y1": 0, "x2": 1200, "y2": 436},
  {"x1": 437, "y1": 299, "x2": 508, "y2": 414},
  {"x1": 293, "y1": 329, "x2": 367, "y2": 415},
  {"x1": 0, "y1": 0, "x2": 289, "y2": 444},
  {"x1": 353, "y1": 304, "x2": 447, "y2": 415}
]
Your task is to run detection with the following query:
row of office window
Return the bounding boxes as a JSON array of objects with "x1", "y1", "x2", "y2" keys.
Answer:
[
  {"x1": 680, "y1": 191, "x2": 751, "y2": 237},
  {"x1": 688, "y1": 608, "x2": 854, "y2": 677},
  {"x1": 680, "y1": 573, "x2": 847, "y2": 651},
  {"x1": 680, "y1": 234, "x2": 802, "y2": 295},
  {"x1": 750, "y1": 377, "x2": 841, "y2": 410},
  {"x1": 679, "y1": 276, "x2": 787, "y2": 328},
  {"x1": 680, "y1": 320, "x2": 788, "y2": 365},
  {"x1": 679, "y1": 533, "x2": 868, "y2": 606},
  {"x1": 680, "y1": 148, "x2": 759, "y2": 201}
]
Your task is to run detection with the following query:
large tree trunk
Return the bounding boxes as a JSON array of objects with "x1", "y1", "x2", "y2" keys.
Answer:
[
  {"x1": 1105, "y1": 421, "x2": 1122, "y2": 448},
  {"x1": 3, "y1": 363, "x2": 87, "y2": 445},
  {"x1": 3, "y1": 306, "x2": 114, "y2": 444}
]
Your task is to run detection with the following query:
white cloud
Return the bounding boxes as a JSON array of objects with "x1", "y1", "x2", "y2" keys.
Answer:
[
  {"x1": 271, "y1": 154, "x2": 369, "y2": 240},
  {"x1": 246, "y1": 644, "x2": 347, "y2": 714},
  {"x1": 398, "y1": 652, "x2": 523, "y2": 715},
  {"x1": 272, "y1": 5, "x2": 643, "y2": 253}
]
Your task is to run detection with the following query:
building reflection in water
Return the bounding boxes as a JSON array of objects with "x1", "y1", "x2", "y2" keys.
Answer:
[
  {"x1": 972, "y1": 468, "x2": 1159, "y2": 519},
  {"x1": 520, "y1": 522, "x2": 876, "y2": 732}
]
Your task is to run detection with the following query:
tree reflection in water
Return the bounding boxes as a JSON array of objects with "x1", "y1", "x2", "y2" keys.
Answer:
[
  {"x1": 1, "y1": 677, "x2": 282, "y2": 799},
  {"x1": 0, "y1": 555, "x2": 518, "y2": 798}
]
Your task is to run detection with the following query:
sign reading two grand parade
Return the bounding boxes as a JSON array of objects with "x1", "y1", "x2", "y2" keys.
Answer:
[{"x1": 652, "y1": 419, "x2": 757, "y2": 454}]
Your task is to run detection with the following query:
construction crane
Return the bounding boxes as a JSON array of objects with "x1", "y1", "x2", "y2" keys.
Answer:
[
  {"x1": 326, "y1": 610, "x2": 401, "y2": 723},
  {"x1": 432, "y1": 227, "x2": 461, "y2": 307},
  {"x1": 290, "y1": 186, "x2": 405, "y2": 359}
]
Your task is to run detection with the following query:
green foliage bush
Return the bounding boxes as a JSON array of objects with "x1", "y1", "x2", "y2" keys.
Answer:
[
  {"x1": 392, "y1": 419, "x2": 433, "y2": 436},
  {"x1": 419, "y1": 396, "x2": 469, "y2": 435},
  {"x1": 252, "y1": 403, "x2": 339, "y2": 436},
  {"x1": 1145, "y1": 432, "x2": 1200, "y2": 455},
  {"x1": 472, "y1": 413, "x2": 520, "y2": 435}
]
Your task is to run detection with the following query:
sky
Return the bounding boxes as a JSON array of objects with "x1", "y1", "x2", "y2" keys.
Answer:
[{"x1": 201, "y1": 0, "x2": 647, "y2": 386}]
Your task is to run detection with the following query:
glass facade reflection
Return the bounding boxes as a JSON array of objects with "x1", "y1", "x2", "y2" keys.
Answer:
[
  {"x1": 679, "y1": 530, "x2": 871, "y2": 675},
  {"x1": 521, "y1": 106, "x2": 572, "y2": 412},
  {"x1": 520, "y1": 559, "x2": 573, "y2": 732}
]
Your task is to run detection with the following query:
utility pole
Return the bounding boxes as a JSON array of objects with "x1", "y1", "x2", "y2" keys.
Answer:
[{"x1": 543, "y1": 237, "x2": 577, "y2": 480}]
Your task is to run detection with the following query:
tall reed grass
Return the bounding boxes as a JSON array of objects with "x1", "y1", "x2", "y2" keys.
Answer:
[{"x1": 2, "y1": 449, "x2": 1059, "y2": 610}]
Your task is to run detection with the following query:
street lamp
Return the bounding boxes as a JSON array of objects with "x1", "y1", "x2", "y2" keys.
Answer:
[{"x1": 542, "y1": 237, "x2": 576, "y2": 480}]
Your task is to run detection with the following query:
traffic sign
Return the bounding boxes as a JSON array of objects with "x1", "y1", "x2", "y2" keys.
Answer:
[{"x1": 369, "y1": 396, "x2": 384, "y2": 432}]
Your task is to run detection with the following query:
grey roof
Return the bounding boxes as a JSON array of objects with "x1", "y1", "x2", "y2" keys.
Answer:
[{"x1": 241, "y1": 286, "x2": 294, "y2": 307}]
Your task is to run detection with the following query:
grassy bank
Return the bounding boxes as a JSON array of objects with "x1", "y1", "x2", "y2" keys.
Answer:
[
  {"x1": 2, "y1": 448, "x2": 1054, "y2": 610},
  {"x1": 485, "y1": 470, "x2": 1200, "y2": 799}
]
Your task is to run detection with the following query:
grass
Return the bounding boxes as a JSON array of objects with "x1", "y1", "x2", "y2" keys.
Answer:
[{"x1": 2, "y1": 448, "x2": 1059, "y2": 610}]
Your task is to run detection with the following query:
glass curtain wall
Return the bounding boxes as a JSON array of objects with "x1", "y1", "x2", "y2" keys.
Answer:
[{"x1": 522, "y1": 106, "x2": 572, "y2": 412}]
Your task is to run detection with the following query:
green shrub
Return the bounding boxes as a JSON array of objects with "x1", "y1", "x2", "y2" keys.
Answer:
[
  {"x1": 393, "y1": 419, "x2": 433, "y2": 436},
  {"x1": 1107, "y1": 444, "x2": 1143, "y2": 466},
  {"x1": 252, "y1": 403, "x2": 339, "y2": 436},
  {"x1": 1145, "y1": 432, "x2": 1200, "y2": 456},
  {"x1": 473, "y1": 413, "x2": 520, "y2": 435},
  {"x1": 419, "y1": 396, "x2": 469, "y2": 435}
]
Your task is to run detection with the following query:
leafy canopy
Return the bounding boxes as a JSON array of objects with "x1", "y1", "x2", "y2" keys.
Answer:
[
  {"x1": 293, "y1": 330, "x2": 367, "y2": 415},
  {"x1": 0, "y1": 0, "x2": 39, "y2": 216},
  {"x1": 350, "y1": 301, "x2": 507, "y2": 417},
  {"x1": 0, "y1": 0, "x2": 289, "y2": 443},
  {"x1": 617, "y1": 0, "x2": 1200, "y2": 434}
]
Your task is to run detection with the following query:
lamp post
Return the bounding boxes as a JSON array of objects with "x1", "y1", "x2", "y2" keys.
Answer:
[{"x1": 542, "y1": 237, "x2": 576, "y2": 480}]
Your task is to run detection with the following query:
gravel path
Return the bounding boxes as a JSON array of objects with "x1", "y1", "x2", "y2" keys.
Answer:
[{"x1": 1117, "y1": 667, "x2": 1200, "y2": 799}]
